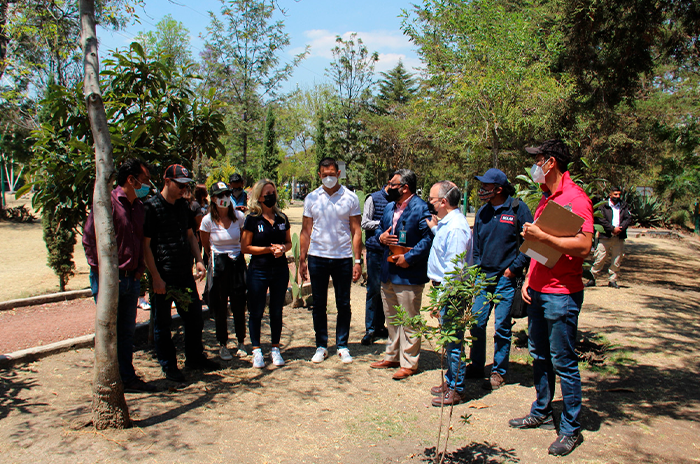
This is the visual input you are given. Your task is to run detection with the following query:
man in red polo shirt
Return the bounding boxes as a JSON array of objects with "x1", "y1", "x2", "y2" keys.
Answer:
[{"x1": 508, "y1": 140, "x2": 593, "y2": 457}]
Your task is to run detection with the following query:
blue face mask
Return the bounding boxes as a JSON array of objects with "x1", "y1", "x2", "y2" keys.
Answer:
[{"x1": 135, "y1": 184, "x2": 150, "y2": 198}]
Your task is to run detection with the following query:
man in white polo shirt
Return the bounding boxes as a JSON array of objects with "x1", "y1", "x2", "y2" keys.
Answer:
[{"x1": 299, "y1": 157, "x2": 363, "y2": 364}]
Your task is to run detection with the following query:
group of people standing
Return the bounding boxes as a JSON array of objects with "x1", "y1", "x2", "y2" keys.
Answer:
[{"x1": 84, "y1": 139, "x2": 611, "y2": 457}]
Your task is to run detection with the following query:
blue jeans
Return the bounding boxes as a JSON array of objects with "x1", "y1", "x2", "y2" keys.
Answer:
[
  {"x1": 470, "y1": 275, "x2": 515, "y2": 376},
  {"x1": 308, "y1": 256, "x2": 352, "y2": 349},
  {"x1": 152, "y1": 273, "x2": 204, "y2": 370},
  {"x1": 441, "y1": 305, "x2": 467, "y2": 394},
  {"x1": 364, "y1": 250, "x2": 385, "y2": 334},
  {"x1": 89, "y1": 269, "x2": 140, "y2": 383},
  {"x1": 247, "y1": 266, "x2": 289, "y2": 347},
  {"x1": 528, "y1": 289, "x2": 583, "y2": 436}
]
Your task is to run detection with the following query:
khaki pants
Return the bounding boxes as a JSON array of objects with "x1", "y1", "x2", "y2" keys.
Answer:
[
  {"x1": 591, "y1": 236, "x2": 624, "y2": 283},
  {"x1": 381, "y1": 281, "x2": 425, "y2": 369}
]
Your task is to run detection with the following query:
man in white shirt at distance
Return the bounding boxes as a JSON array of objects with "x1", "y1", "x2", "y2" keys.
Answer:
[{"x1": 299, "y1": 157, "x2": 363, "y2": 364}]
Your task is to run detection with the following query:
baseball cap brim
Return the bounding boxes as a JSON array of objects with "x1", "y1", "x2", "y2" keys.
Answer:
[{"x1": 171, "y1": 177, "x2": 193, "y2": 183}]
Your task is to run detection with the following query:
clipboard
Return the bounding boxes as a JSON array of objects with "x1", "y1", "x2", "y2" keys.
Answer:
[{"x1": 519, "y1": 201, "x2": 585, "y2": 268}]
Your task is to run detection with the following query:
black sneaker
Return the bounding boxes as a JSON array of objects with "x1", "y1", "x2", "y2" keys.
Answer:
[
  {"x1": 361, "y1": 332, "x2": 376, "y2": 346},
  {"x1": 185, "y1": 356, "x2": 221, "y2": 371},
  {"x1": 508, "y1": 414, "x2": 555, "y2": 430},
  {"x1": 123, "y1": 377, "x2": 160, "y2": 393},
  {"x1": 608, "y1": 281, "x2": 620, "y2": 289},
  {"x1": 375, "y1": 328, "x2": 389, "y2": 339},
  {"x1": 584, "y1": 279, "x2": 596, "y2": 288},
  {"x1": 548, "y1": 433, "x2": 583, "y2": 456},
  {"x1": 163, "y1": 366, "x2": 186, "y2": 382}
]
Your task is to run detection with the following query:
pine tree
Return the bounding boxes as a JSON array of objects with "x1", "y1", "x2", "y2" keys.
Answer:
[
  {"x1": 376, "y1": 61, "x2": 418, "y2": 110},
  {"x1": 261, "y1": 107, "x2": 280, "y2": 183}
]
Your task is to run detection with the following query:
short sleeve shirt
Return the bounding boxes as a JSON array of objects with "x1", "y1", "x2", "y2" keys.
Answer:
[
  {"x1": 199, "y1": 210, "x2": 245, "y2": 257},
  {"x1": 528, "y1": 172, "x2": 594, "y2": 294},
  {"x1": 303, "y1": 185, "x2": 360, "y2": 259},
  {"x1": 243, "y1": 213, "x2": 290, "y2": 270},
  {"x1": 143, "y1": 193, "x2": 196, "y2": 277}
]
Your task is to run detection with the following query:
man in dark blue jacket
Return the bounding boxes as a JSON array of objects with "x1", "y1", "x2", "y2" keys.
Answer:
[
  {"x1": 471, "y1": 168, "x2": 533, "y2": 390},
  {"x1": 369, "y1": 169, "x2": 433, "y2": 380},
  {"x1": 361, "y1": 184, "x2": 390, "y2": 345}
]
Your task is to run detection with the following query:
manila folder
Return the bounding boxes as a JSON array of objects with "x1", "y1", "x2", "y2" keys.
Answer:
[{"x1": 519, "y1": 201, "x2": 585, "y2": 269}]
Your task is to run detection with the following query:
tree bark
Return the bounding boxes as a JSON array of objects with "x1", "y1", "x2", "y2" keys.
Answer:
[
  {"x1": 491, "y1": 128, "x2": 500, "y2": 169},
  {"x1": 80, "y1": 0, "x2": 130, "y2": 429}
]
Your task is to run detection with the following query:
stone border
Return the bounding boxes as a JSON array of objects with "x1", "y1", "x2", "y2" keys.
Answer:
[
  {"x1": 0, "y1": 289, "x2": 93, "y2": 311},
  {"x1": 0, "y1": 281, "x2": 315, "y2": 369}
]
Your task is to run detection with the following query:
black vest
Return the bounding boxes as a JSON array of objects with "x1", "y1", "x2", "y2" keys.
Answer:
[{"x1": 365, "y1": 188, "x2": 389, "y2": 253}]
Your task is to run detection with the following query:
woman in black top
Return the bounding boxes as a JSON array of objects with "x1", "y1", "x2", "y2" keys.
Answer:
[{"x1": 241, "y1": 179, "x2": 292, "y2": 368}]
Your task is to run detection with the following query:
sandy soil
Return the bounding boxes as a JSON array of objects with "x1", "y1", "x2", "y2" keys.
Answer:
[{"x1": 1, "y1": 201, "x2": 699, "y2": 463}]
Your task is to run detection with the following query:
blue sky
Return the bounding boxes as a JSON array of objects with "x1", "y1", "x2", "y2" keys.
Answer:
[{"x1": 98, "y1": 0, "x2": 423, "y2": 92}]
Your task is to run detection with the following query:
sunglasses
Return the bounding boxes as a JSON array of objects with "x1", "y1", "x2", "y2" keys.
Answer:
[{"x1": 169, "y1": 180, "x2": 190, "y2": 190}]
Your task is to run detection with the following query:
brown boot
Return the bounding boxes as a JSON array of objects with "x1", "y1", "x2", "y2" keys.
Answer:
[
  {"x1": 483, "y1": 372, "x2": 505, "y2": 390},
  {"x1": 430, "y1": 381, "x2": 449, "y2": 396},
  {"x1": 431, "y1": 389, "x2": 466, "y2": 407}
]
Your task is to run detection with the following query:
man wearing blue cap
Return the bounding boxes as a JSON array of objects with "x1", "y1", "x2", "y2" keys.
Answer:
[{"x1": 470, "y1": 168, "x2": 533, "y2": 390}]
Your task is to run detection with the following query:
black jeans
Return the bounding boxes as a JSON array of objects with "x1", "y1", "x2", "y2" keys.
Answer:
[
  {"x1": 209, "y1": 253, "x2": 247, "y2": 346},
  {"x1": 308, "y1": 256, "x2": 353, "y2": 349},
  {"x1": 247, "y1": 265, "x2": 289, "y2": 347},
  {"x1": 152, "y1": 273, "x2": 204, "y2": 369}
]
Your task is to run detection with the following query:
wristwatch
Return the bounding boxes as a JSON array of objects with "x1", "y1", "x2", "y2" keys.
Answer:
[{"x1": 354, "y1": 259, "x2": 362, "y2": 265}]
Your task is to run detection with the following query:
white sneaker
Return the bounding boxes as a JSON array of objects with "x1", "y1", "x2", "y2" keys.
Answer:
[
  {"x1": 311, "y1": 347, "x2": 328, "y2": 363},
  {"x1": 338, "y1": 347, "x2": 353, "y2": 364},
  {"x1": 236, "y1": 343, "x2": 248, "y2": 357},
  {"x1": 270, "y1": 347, "x2": 285, "y2": 366},
  {"x1": 138, "y1": 297, "x2": 151, "y2": 310},
  {"x1": 252, "y1": 348, "x2": 264, "y2": 368},
  {"x1": 219, "y1": 345, "x2": 233, "y2": 361}
]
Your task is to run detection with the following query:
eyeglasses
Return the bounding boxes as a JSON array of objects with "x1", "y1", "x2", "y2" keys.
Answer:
[
  {"x1": 169, "y1": 180, "x2": 189, "y2": 190},
  {"x1": 388, "y1": 182, "x2": 404, "y2": 188}
]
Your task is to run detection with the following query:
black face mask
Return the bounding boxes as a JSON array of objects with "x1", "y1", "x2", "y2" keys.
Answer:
[
  {"x1": 387, "y1": 187, "x2": 401, "y2": 202},
  {"x1": 427, "y1": 201, "x2": 438, "y2": 215},
  {"x1": 610, "y1": 197, "x2": 620, "y2": 204},
  {"x1": 262, "y1": 194, "x2": 276, "y2": 208}
]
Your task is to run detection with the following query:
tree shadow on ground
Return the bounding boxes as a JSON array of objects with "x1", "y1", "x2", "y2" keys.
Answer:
[
  {"x1": 618, "y1": 240, "x2": 700, "y2": 292},
  {"x1": 0, "y1": 367, "x2": 43, "y2": 420},
  {"x1": 422, "y1": 442, "x2": 519, "y2": 463}
]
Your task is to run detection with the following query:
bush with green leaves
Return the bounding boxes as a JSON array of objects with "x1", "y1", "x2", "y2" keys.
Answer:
[
  {"x1": 624, "y1": 190, "x2": 665, "y2": 227},
  {"x1": 42, "y1": 209, "x2": 76, "y2": 292}
]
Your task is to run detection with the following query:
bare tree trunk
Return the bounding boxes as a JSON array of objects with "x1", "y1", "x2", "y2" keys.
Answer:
[
  {"x1": 80, "y1": 0, "x2": 130, "y2": 429},
  {"x1": 491, "y1": 128, "x2": 500, "y2": 169}
]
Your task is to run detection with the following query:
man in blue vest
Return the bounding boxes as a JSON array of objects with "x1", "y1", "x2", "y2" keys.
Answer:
[{"x1": 361, "y1": 183, "x2": 390, "y2": 345}]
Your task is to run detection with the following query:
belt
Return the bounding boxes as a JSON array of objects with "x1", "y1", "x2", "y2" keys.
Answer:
[
  {"x1": 431, "y1": 280, "x2": 441, "y2": 287},
  {"x1": 119, "y1": 269, "x2": 138, "y2": 278}
]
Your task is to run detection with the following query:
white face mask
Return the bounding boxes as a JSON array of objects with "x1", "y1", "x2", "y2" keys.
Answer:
[
  {"x1": 530, "y1": 159, "x2": 551, "y2": 184},
  {"x1": 321, "y1": 176, "x2": 338, "y2": 189},
  {"x1": 215, "y1": 196, "x2": 231, "y2": 208}
]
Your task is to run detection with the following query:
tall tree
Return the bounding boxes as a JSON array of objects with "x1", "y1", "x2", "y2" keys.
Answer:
[
  {"x1": 403, "y1": 0, "x2": 572, "y2": 168},
  {"x1": 135, "y1": 14, "x2": 192, "y2": 68},
  {"x1": 80, "y1": 0, "x2": 129, "y2": 429},
  {"x1": 325, "y1": 33, "x2": 378, "y2": 177},
  {"x1": 260, "y1": 106, "x2": 279, "y2": 183},
  {"x1": 376, "y1": 60, "x2": 417, "y2": 111},
  {"x1": 201, "y1": 0, "x2": 308, "y2": 167}
]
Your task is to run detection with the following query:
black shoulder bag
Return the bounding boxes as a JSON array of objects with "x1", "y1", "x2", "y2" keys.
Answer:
[{"x1": 509, "y1": 199, "x2": 529, "y2": 319}]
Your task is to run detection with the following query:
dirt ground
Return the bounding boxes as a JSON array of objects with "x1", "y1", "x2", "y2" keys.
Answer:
[{"x1": 1, "y1": 203, "x2": 700, "y2": 463}]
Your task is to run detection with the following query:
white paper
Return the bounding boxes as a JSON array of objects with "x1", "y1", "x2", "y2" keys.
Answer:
[{"x1": 525, "y1": 249, "x2": 549, "y2": 267}]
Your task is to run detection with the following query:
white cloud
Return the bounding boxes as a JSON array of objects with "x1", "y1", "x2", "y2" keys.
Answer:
[
  {"x1": 292, "y1": 29, "x2": 414, "y2": 60},
  {"x1": 374, "y1": 53, "x2": 423, "y2": 74}
]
